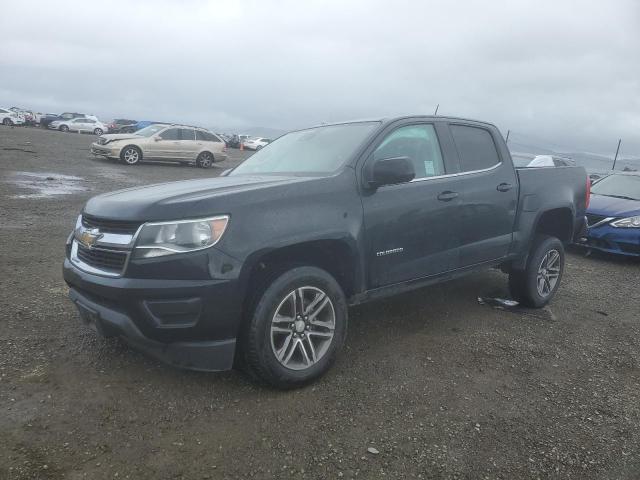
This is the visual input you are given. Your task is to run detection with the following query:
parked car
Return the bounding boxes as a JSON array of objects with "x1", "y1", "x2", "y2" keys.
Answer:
[
  {"x1": 119, "y1": 120, "x2": 168, "y2": 133},
  {"x1": 107, "y1": 119, "x2": 137, "y2": 133},
  {"x1": 41, "y1": 112, "x2": 89, "y2": 128},
  {"x1": 511, "y1": 153, "x2": 576, "y2": 168},
  {"x1": 576, "y1": 171, "x2": 640, "y2": 256},
  {"x1": 64, "y1": 115, "x2": 589, "y2": 388},
  {"x1": 242, "y1": 137, "x2": 271, "y2": 150},
  {"x1": 49, "y1": 117, "x2": 107, "y2": 135},
  {"x1": 90, "y1": 123, "x2": 227, "y2": 167},
  {"x1": 0, "y1": 107, "x2": 25, "y2": 126}
]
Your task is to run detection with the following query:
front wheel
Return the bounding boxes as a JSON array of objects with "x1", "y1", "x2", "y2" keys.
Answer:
[
  {"x1": 196, "y1": 151, "x2": 214, "y2": 168},
  {"x1": 242, "y1": 266, "x2": 347, "y2": 389},
  {"x1": 509, "y1": 234, "x2": 565, "y2": 308},
  {"x1": 60, "y1": 125, "x2": 69, "y2": 132},
  {"x1": 2, "y1": 118, "x2": 12, "y2": 126},
  {"x1": 120, "y1": 145, "x2": 142, "y2": 165},
  {"x1": 94, "y1": 128, "x2": 103, "y2": 135}
]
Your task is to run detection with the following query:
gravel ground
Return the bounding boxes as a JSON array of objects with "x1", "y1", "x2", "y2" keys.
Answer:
[{"x1": 1, "y1": 126, "x2": 639, "y2": 480}]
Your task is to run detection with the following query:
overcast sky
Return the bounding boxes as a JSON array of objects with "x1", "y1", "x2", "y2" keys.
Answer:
[{"x1": 1, "y1": 0, "x2": 639, "y2": 156}]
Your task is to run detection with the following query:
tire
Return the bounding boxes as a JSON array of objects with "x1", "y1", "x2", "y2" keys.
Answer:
[
  {"x1": 120, "y1": 145, "x2": 142, "y2": 165},
  {"x1": 242, "y1": 266, "x2": 348, "y2": 389},
  {"x1": 509, "y1": 234, "x2": 565, "y2": 308},
  {"x1": 256, "y1": 145, "x2": 263, "y2": 150},
  {"x1": 3, "y1": 118, "x2": 13, "y2": 126},
  {"x1": 60, "y1": 125, "x2": 69, "y2": 132},
  {"x1": 94, "y1": 128, "x2": 103, "y2": 135},
  {"x1": 196, "y1": 151, "x2": 214, "y2": 168}
]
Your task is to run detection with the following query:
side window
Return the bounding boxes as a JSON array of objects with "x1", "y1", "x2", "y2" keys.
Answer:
[
  {"x1": 86, "y1": 119, "x2": 96, "y2": 124},
  {"x1": 373, "y1": 124, "x2": 444, "y2": 179},
  {"x1": 450, "y1": 125, "x2": 500, "y2": 172},
  {"x1": 196, "y1": 130, "x2": 220, "y2": 142},
  {"x1": 180, "y1": 128, "x2": 195, "y2": 141},
  {"x1": 160, "y1": 128, "x2": 180, "y2": 140}
]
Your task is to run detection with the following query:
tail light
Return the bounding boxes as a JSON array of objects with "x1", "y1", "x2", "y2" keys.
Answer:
[{"x1": 585, "y1": 176, "x2": 591, "y2": 209}]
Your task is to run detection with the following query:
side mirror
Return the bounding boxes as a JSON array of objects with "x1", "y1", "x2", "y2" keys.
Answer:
[
  {"x1": 366, "y1": 156, "x2": 415, "y2": 188},
  {"x1": 154, "y1": 137, "x2": 162, "y2": 142}
]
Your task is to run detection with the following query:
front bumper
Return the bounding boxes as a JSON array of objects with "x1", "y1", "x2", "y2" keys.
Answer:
[
  {"x1": 91, "y1": 142, "x2": 121, "y2": 157},
  {"x1": 575, "y1": 223, "x2": 640, "y2": 256},
  {"x1": 63, "y1": 255, "x2": 243, "y2": 371}
]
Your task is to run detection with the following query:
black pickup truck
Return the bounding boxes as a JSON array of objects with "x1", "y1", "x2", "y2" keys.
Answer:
[{"x1": 63, "y1": 116, "x2": 589, "y2": 388}]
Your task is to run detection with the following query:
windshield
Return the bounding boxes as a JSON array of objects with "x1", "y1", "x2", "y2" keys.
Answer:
[
  {"x1": 135, "y1": 125, "x2": 166, "y2": 137},
  {"x1": 230, "y1": 122, "x2": 379, "y2": 175},
  {"x1": 591, "y1": 174, "x2": 640, "y2": 201}
]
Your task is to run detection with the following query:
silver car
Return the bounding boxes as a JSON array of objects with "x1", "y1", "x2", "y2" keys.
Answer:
[{"x1": 90, "y1": 124, "x2": 228, "y2": 167}]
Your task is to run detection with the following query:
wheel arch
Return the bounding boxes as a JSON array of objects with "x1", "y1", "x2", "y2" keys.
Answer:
[{"x1": 238, "y1": 239, "x2": 360, "y2": 320}]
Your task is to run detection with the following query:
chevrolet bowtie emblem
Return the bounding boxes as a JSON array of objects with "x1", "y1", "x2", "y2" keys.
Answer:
[{"x1": 76, "y1": 227, "x2": 103, "y2": 248}]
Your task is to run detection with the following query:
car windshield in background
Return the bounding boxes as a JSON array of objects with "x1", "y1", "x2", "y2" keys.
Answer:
[
  {"x1": 135, "y1": 125, "x2": 165, "y2": 137},
  {"x1": 591, "y1": 174, "x2": 640, "y2": 200},
  {"x1": 230, "y1": 122, "x2": 379, "y2": 175}
]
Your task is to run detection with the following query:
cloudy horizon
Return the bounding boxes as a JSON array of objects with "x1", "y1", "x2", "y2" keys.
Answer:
[{"x1": 1, "y1": 0, "x2": 639, "y2": 156}]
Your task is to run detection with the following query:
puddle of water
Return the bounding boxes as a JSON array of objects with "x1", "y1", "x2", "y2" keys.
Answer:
[{"x1": 6, "y1": 171, "x2": 88, "y2": 199}]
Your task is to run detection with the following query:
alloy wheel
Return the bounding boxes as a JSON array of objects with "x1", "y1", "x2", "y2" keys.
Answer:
[
  {"x1": 536, "y1": 249, "x2": 560, "y2": 297},
  {"x1": 270, "y1": 286, "x2": 336, "y2": 370},
  {"x1": 123, "y1": 148, "x2": 139, "y2": 164}
]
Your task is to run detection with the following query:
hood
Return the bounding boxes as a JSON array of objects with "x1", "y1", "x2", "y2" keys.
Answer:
[
  {"x1": 588, "y1": 193, "x2": 640, "y2": 218},
  {"x1": 84, "y1": 174, "x2": 315, "y2": 221},
  {"x1": 101, "y1": 133, "x2": 141, "y2": 141}
]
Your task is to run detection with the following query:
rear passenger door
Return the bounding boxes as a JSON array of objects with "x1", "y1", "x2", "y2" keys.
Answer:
[
  {"x1": 446, "y1": 123, "x2": 518, "y2": 267},
  {"x1": 196, "y1": 130, "x2": 224, "y2": 157},
  {"x1": 178, "y1": 128, "x2": 198, "y2": 161}
]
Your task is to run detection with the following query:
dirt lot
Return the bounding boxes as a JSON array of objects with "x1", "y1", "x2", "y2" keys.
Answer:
[{"x1": 1, "y1": 126, "x2": 639, "y2": 480}]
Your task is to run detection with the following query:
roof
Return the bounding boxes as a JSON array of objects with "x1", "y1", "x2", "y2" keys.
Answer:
[{"x1": 307, "y1": 115, "x2": 498, "y2": 130}]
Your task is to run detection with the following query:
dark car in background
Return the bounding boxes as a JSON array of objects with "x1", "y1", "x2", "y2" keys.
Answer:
[
  {"x1": 578, "y1": 172, "x2": 640, "y2": 256},
  {"x1": 119, "y1": 120, "x2": 168, "y2": 133},
  {"x1": 107, "y1": 119, "x2": 137, "y2": 133},
  {"x1": 41, "y1": 112, "x2": 87, "y2": 128}
]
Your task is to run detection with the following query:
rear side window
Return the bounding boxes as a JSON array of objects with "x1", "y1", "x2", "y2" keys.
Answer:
[
  {"x1": 450, "y1": 125, "x2": 501, "y2": 172},
  {"x1": 196, "y1": 130, "x2": 221, "y2": 142},
  {"x1": 180, "y1": 129, "x2": 195, "y2": 141},
  {"x1": 160, "y1": 128, "x2": 180, "y2": 140}
]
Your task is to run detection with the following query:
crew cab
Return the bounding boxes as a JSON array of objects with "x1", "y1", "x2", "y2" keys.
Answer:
[{"x1": 63, "y1": 116, "x2": 589, "y2": 388}]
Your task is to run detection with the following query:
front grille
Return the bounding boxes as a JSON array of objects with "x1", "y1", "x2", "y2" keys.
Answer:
[
  {"x1": 586, "y1": 213, "x2": 610, "y2": 227},
  {"x1": 82, "y1": 214, "x2": 141, "y2": 234},
  {"x1": 76, "y1": 244, "x2": 128, "y2": 273}
]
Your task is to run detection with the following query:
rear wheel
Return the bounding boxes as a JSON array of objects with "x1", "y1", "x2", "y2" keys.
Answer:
[
  {"x1": 509, "y1": 234, "x2": 565, "y2": 307},
  {"x1": 242, "y1": 266, "x2": 347, "y2": 389},
  {"x1": 120, "y1": 145, "x2": 142, "y2": 165},
  {"x1": 196, "y1": 151, "x2": 214, "y2": 168}
]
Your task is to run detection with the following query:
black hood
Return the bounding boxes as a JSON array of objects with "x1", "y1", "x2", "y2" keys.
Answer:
[{"x1": 84, "y1": 174, "x2": 315, "y2": 221}]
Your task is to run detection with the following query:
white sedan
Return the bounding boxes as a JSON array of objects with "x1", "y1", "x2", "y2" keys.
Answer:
[
  {"x1": 242, "y1": 137, "x2": 271, "y2": 150},
  {"x1": 0, "y1": 107, "x2": 25, "y2": 126},
  {"x1": 50, "y1": 117, "x2": 108, "y2": 135}
]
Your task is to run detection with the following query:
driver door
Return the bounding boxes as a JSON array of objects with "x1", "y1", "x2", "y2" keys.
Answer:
[{"x1": 361, "y1": 122, "x2": 460, "y2": 288}]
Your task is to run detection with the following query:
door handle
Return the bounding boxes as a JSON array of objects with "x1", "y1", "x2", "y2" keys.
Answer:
[
  {"x1": 497, "y1": 183, "x2": 513, "y2": 192},
  {"x1": 437, "y1": 191, "x2": 458, "y2": 202}
]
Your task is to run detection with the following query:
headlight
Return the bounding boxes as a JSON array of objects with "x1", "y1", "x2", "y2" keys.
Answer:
[
  {"x1": 133, "y1": 216, "x2": 229, "y2": 258},
  {"x1": 611, "y1": 216, "x2": 640, "y2": 228}
]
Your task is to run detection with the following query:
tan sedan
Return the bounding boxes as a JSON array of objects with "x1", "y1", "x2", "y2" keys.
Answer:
[{"x1": 91, "y1": 124, "x2": 228, "y2": 167}]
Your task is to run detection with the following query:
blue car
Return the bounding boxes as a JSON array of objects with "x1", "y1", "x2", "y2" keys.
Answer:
[{"x1": 581, "y1": 172, "x2": 640, "y2": 256}]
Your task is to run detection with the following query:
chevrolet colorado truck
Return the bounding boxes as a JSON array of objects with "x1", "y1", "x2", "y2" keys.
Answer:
[{"x1": 63, "y1": 116, "x2": 589, "y2": 388}]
